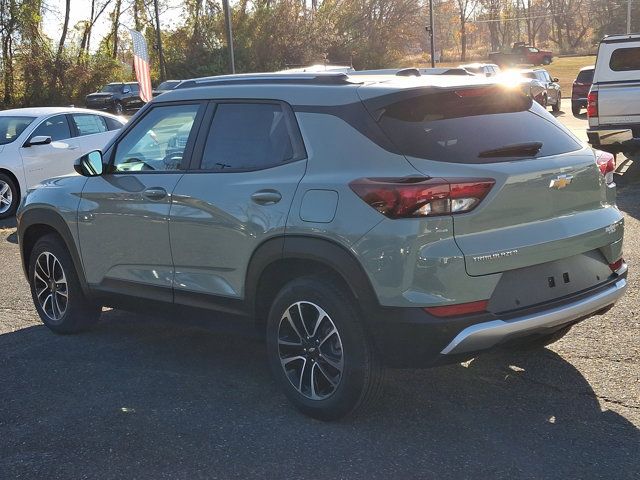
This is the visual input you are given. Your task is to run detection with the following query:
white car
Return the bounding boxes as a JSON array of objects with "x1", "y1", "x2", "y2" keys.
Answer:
[{"x1": 0, "y1": 107, "x2": 125, "y2": 218}]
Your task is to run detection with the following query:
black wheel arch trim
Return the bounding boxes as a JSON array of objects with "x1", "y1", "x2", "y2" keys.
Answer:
[
  {"x1": 245, "y1": 235, "x2": 380, "y2": 318},
  {"x1": 18, "y1": 208, "x2": 91, "y2": 295}
]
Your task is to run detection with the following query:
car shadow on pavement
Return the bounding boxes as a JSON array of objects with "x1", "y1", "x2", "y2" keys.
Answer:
[{"x1": 1, "y1": 310, "x2": 638, "y2": 479}]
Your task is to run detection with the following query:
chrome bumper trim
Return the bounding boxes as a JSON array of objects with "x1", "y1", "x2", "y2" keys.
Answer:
[{"x1": 441, "y1": 278, "x2": 627, "y2": 355}]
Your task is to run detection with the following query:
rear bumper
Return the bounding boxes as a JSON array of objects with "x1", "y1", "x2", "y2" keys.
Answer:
[
  {"x1": 441, "y1": 276, "x2": 626, "y2": 355},
  {"x1": 369, "y1": 271, "x2": 627, "y2": 367},
  {"x1": 587, "y1": 126, "x2": 639, "y2": 153}
]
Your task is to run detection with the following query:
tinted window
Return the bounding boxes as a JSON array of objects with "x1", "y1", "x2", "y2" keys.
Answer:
[
  {"x1": 101, "y1": 84, "x2": 122, "y2": 93},
  {"x1": 371, "y1": 88, "x2": 581, "y2": 163},
  {"x1": 0, "y1": 116, "x2": 35, "y2": 145},
  {"x1": 129, "y1": 84, "x2": 140, "y2": 93},
  {"x1": 113, "y1": 104, "x2": 200, "y2": 172},
  {"x1": 201, "y1": 103, "x2": 295, "y2": 171},
  {"x1": 609, "y1": 47, "x2": 640, "y2": 71},
  {"x1": 72, "y1": 114, "x2": 108, "y2": 136},
  {"x1": 31, "y1": 115, "x2": 71, "y2": 141},
  {"x1": 576, "y1": 69, "x2": 594, "y2": 83},
  {"x1": 104, "y1": 116, "x2": 125, "y2": 131}
]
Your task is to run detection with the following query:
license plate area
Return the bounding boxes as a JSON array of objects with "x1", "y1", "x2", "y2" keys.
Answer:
[{"x1": 488, "y1": 250, "x2": 612, "y2": 314}]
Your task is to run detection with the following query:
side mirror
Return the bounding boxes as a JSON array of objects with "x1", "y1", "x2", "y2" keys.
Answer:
[
  {"x1": 553, "y1": 77, "x2": 559, "y2": 83},
  {"x1": 27, "y1": 135, "x2": 52, "y2": 147},
  {"x1": 74, "y1": 150, "x2": 103, "y2": 177},
  {"x1": 122, "y1": 86, "x2": 131, "y2": 94}
]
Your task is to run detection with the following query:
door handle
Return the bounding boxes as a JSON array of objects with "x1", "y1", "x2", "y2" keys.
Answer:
[
  {"x1": 68, "y1": 145, "x2": 79, "y2": 150},
  {"x1": 143, "y1": 187, "x2": 168, "y2": 201},
  {"x1": 251, "y1": 190, "x2": 282, "y2": 205}
]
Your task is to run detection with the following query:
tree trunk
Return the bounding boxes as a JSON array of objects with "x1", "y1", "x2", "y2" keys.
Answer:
[{"x1": 112, "y1": 0, "x2": 121, "y2": 59}]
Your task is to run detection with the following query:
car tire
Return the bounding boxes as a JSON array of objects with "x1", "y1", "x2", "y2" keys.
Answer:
[
  {"x1": 266, "y1": 276, "x2": 383, "y2": 421},
  {"x1": 113, "y1": 101, "x2": 124, "y2": 115},
  {"x1": 552, "y1": 94, "x2": 561, "y2": 113},
  {"x1": 0, "y1": 173, "x2": 18, "y2": 219},
  {"x1": 572, "y1": 102, "x2": 581, "y2": 116},
  {"x1": 542, "y1": 56, "x2": 551, "y2": 65},
  {"x1": 28, "y1": 234, "x2": 101, "y2": 334}
]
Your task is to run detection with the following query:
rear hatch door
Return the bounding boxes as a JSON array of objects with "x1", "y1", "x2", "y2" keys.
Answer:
[{"x1": 361, "y1": 84, "x2": 623, "y2": 276}]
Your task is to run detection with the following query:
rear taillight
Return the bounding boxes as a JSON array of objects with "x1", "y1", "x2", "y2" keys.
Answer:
[
  {"x1": 424, "y1": 300, "x2": 489, "y2": 318},
  {"x1": 609, "y1": 258, "x2": 625, "y2": 274},
  {"x1": 587, "y1": 91, "x2": 598, "y2": 117},
  {"x1": 595, "y1": 150, "x2": 616, "y2": 185},
  {"x1": 349, "y1": 177, "x2": 495, "y2": 219}
]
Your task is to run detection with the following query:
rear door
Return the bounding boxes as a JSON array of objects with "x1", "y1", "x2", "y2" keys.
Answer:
[
  {"x1": 169, "y1": 100, "x2": 307, "y2": 306},
  {"x1": 20, "y1": 114, "x2": 79, "y2": 187},
  {"x1": 69, "y1": 113, "x2": 121, "y2": 155},
  {"x1": 363, "y1": 86, "x2": 623, "y2": 277}
]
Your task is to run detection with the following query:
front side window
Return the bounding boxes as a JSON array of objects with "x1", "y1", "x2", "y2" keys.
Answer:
[
  {"x1": 31, "y1": 115, "x2": 71, "y2": 141},
  {"x1": 0, "y1": 116, "x2": 35, "y2": 145},
  {"x1": 610, "y1": 47, "x2": 640, "y2": 71},
  {"x1": 130, "y1": 84, "x2": 140, "y2": 93},
  {"x1": 200, "y1": 103, "x2": 295, "y2": 171},
  {"x1": 72, "y1": 114, "x2": 108, "y2": 136},
  {"x1": 113, "y1": 104, "x2": 200, "y2": 172}
]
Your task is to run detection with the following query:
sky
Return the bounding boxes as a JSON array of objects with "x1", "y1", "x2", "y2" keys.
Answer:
[{"x1": 42, "y1": 0, "x2": 185, "y2": 51}]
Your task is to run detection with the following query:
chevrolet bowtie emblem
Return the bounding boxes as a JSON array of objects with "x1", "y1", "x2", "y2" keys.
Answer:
[{"x1": 549, "y1": 174, "x2": 573, "y2": 189}]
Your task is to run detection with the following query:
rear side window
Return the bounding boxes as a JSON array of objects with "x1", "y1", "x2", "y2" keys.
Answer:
[
  {"x1": 72, "y1": 114, "x2": 108, "y2": 136},
  {"x1": 610, "y1": 47, "x2": 640, "y2": 71},
  {"x1": 576, "y1": 69, "x2": 594, "y2": 83},
  {"x1": 200, "y1": 103, "x2": 299, "y2": 171},
  {"x1": 104, "y1": 116, "x2": 124, "y2": 131},
  {"x1": 370, "y1": 88, "x2": 581, "y2": 163}
]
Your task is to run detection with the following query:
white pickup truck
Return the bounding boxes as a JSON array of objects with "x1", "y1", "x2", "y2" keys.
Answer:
[{"x1": 587, "y1": 34, "x2": 640, "y2": 156}]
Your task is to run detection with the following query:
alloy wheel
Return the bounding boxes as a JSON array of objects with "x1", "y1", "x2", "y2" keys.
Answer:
[
  {"x1": 277, "y1": 301, "x2": 344, "y2": 400},
  {"x1": 0, "y1": 180, "x2": 12, "y2": 214},
  {"x1": 33, "y1": 251, "x2": 68, "y2": 322}
]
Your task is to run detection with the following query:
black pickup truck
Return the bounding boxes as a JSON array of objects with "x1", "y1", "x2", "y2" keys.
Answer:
[{"x1": 85, "y1": 82, "x2": 144, "y2": 115}]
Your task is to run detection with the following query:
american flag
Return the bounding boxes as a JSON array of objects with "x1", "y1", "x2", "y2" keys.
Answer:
[{"x1": 129, "y1": 29, "x2": 152, "y2": 103}]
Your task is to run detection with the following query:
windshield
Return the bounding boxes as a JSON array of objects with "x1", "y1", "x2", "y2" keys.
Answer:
[
  {"x1": 156, "y1": 81, "x2": 180, "y2": 90},
  {"x1": 0, "y1": 116, "x2": 36, "y2": 145},
  {"x1": 101, "y1": 84, "x2": 123, "y2": 93}
]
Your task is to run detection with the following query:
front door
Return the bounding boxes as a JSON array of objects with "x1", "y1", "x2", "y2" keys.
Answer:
[
  {"x1": 169, "y1": 101, "x2": 307, "y2": 306},
  {"x1": 20, "y1": 114, "x2": 79, "y2": 188},
  {"x1": 77, "y1": 102, "x2": 205, "y2": 301}
]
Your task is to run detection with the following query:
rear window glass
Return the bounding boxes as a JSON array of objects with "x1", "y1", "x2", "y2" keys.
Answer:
[
  {"x1": 371, "y1": 89, "x2": 581, "y2": 163},
  {"x1": 576, "y1": 69, "x2": 594, "y2": 83},
  {"x1": 610, "y1": 47, "x2": 640, "y2": 71}
]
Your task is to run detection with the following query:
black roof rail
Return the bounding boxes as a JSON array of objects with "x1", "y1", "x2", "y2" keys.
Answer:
[{"x1": 176, "y1": 72, "x2": 354, "y2": 89}]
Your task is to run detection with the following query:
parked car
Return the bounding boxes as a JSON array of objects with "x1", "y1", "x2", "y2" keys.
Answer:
[
  {"x1": 587, "y1": 34, "x2": 640, "y2": 157},
  {"x1": 152, "y1": 80, "x2": 184, "y2": 98},
  {"x1": 460, "y1": 63, "x2": 501, "y2": 77},
  {"x1": 0, "y1": 107, "x2": 124, "y2": 219},
  {"x1": 85, "y1": 82, "x2": 144, "y2": 115},
  {"x1": 571, "y1": 66, "x2": 594, "y2": 115},
  {"x1": 517, "y1": 68, "x2": 562, "y2": 111},
  {"x1": 489, "y1": 42, "x2": 554, "y2": 66},
  {"x1": 18, "y1": 72, "x2": 626, "y2": 420}
]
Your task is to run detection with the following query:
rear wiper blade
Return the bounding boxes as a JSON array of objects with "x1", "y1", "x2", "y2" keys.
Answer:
[{"x1": 478, "y1": 142, "x2": 543, "y2": 158}]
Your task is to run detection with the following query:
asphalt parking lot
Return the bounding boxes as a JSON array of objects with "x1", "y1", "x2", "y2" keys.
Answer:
[{"x1": 0, "y1": 112, "x2": 638, "y2": 479}]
